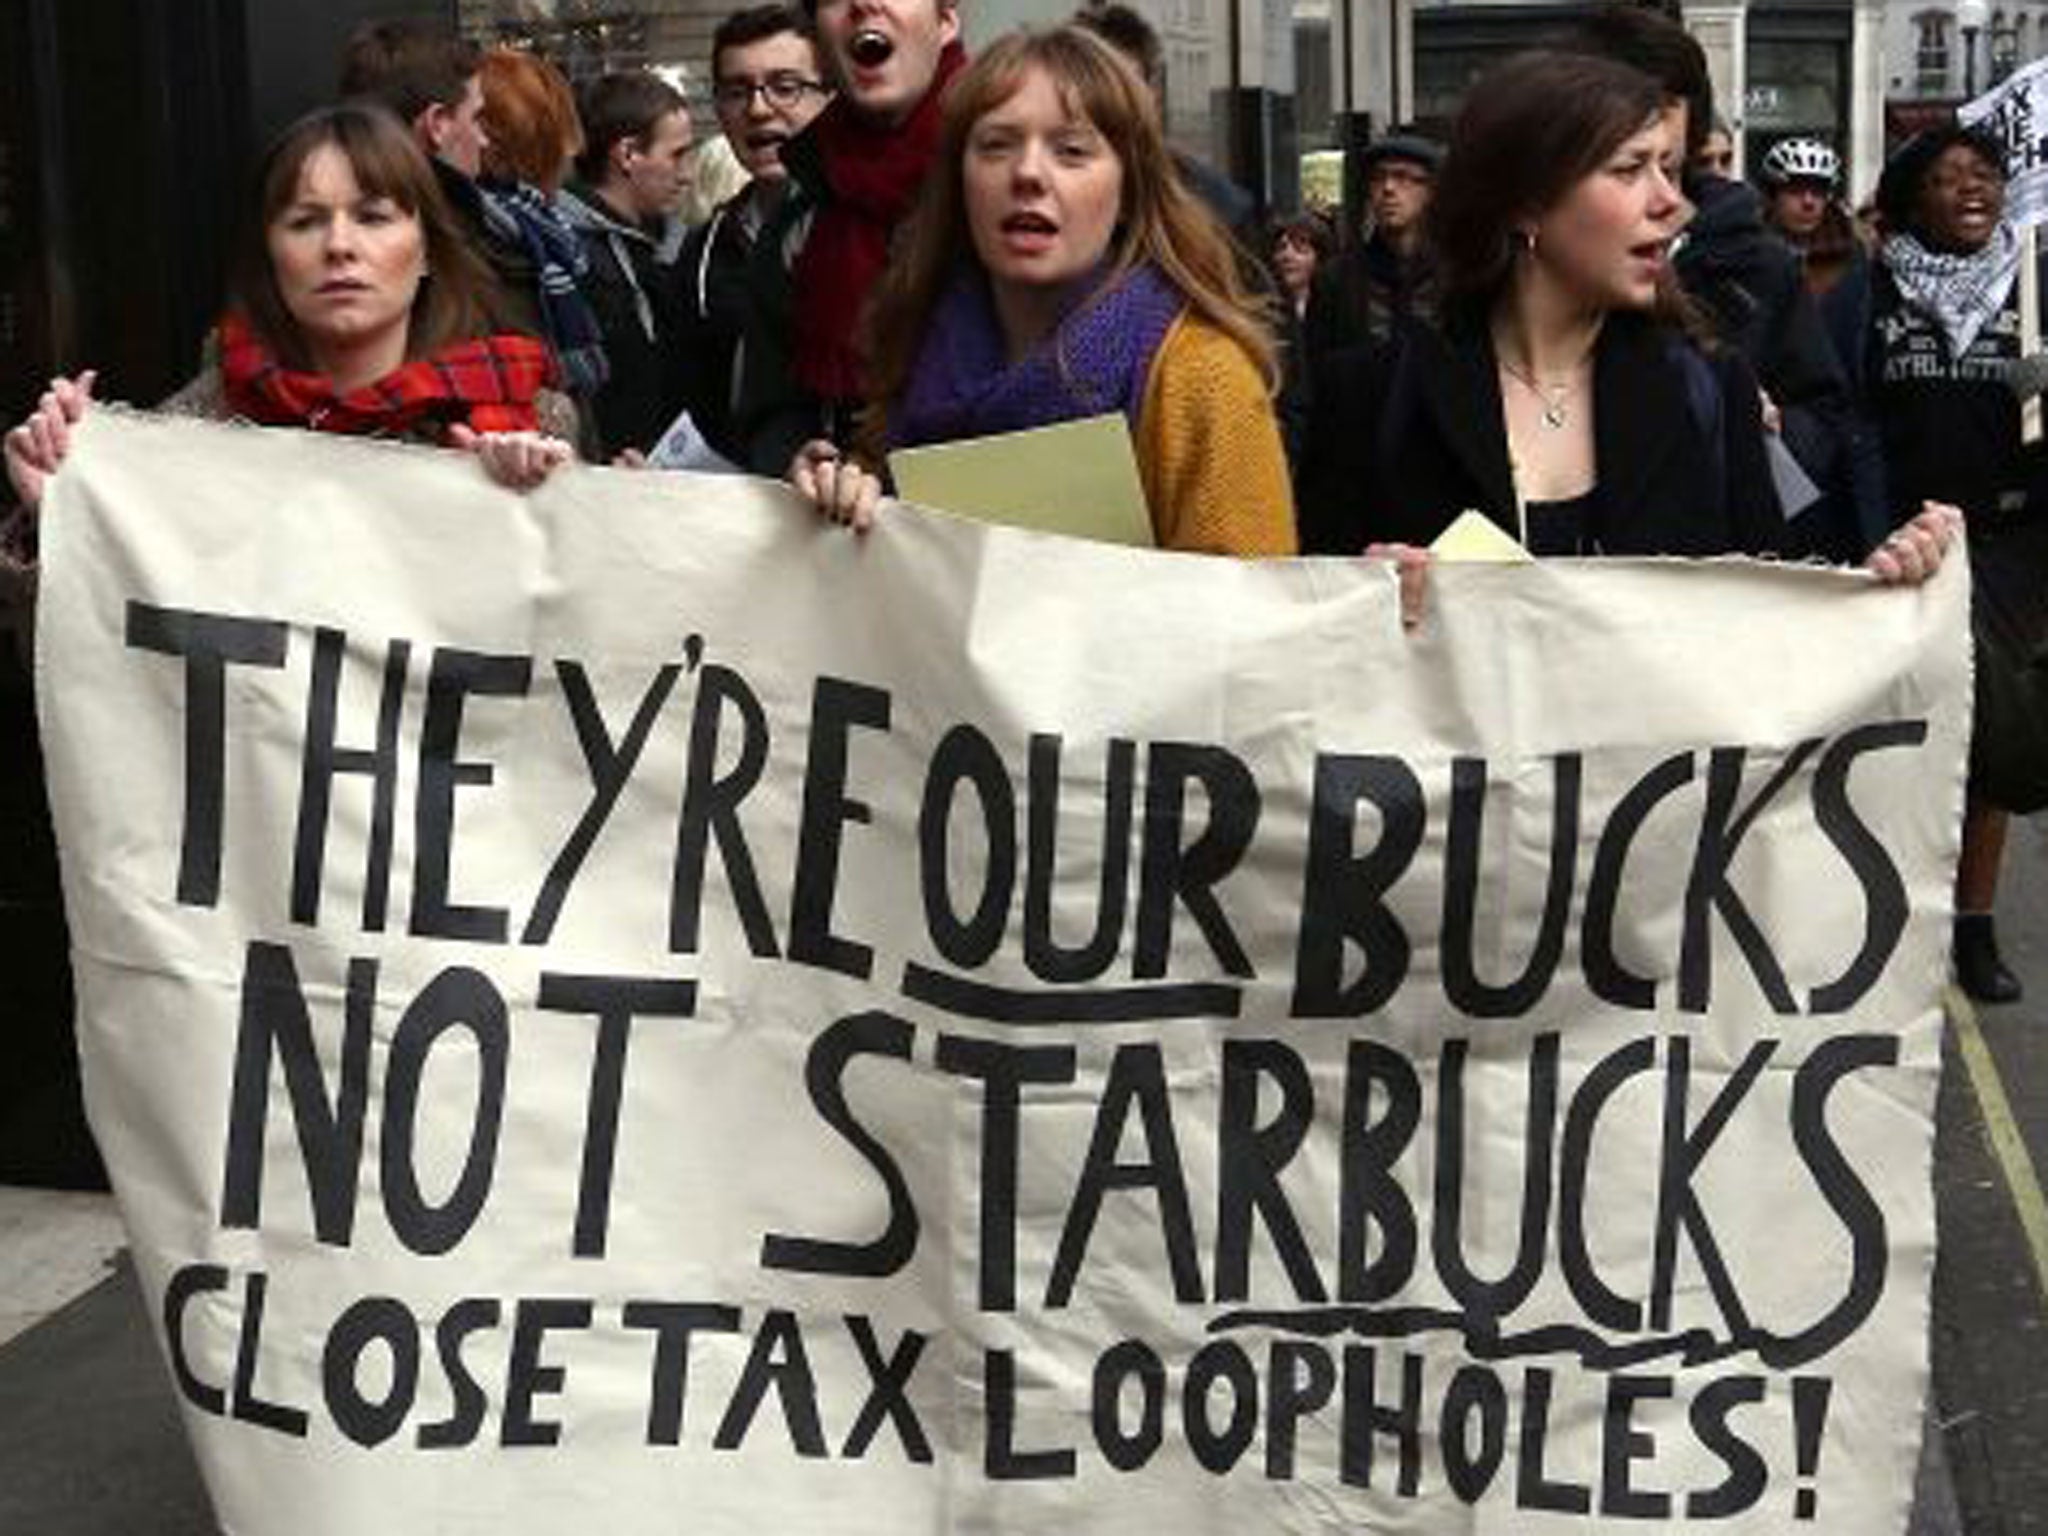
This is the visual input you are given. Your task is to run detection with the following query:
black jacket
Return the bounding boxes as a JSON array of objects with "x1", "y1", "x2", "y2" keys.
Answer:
[
  {"x1": 1679, "y1": 177, "x2": 1866, "y2": 558},
  {"x1": 674, "y1": 193, "x2": 761, "y2": 464},
  {"x1": 1297, "y1": 311, "x2": 1782, "y2": 557},
  {"x1": 557, "y1": 181, "x2": 690, "y2": 458},
  {"x1": 1865, "y1": 256, "x2": 2048, "y2": 525}
]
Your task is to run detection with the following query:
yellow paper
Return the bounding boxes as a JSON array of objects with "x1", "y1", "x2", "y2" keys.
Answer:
[
  {"x1": 888, "y1": 414, "x2": 1155, "y2": 548},
  {"x1": 1431, "y1": 508, "x2": 1532, "y2": 562}
]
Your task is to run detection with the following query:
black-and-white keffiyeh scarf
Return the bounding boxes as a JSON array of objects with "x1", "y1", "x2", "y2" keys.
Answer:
[{"x1": 1883, "y1": 222, "x2": 2023, "y2": 359}]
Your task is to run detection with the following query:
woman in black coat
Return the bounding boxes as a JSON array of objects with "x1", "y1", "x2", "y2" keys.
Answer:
[{"x1": 1297, "y1": 50, "x2": 1952, "y2": 579}]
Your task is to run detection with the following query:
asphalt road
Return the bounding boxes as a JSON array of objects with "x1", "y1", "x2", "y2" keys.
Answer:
[{"x1": 1934, "y1": 813, "x2": 2048, "y2": 1535}]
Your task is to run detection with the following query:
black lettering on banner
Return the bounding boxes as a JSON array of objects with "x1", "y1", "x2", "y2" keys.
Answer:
[
  {"x1": 322, "y1": 1296, "x2": 420, "y2": 1448},
  {"x1": 1215, "y1": 1040, "x2": 1326, "y2": 1303},
  {"x1": 1291, "y1": 755, "x2": 1424, "y2": 1017},
  {"x1": 1432, "y1": 1034, "x2": 1559, "y2": 1324},
  {"x1": 292, "y1": 626, "x2": 409, "y2": 930},
  {"x1": 1806, "y1": 722, "x2": 1925, "y2": 1012},
  {"x1": 231, "y1": 1270, "x2": 311, "y2": 1436},
  {"x1": 789, "y1": 677, "x2": 891, "y2": 980},
  {"x1": 623, "y1": 1301, "x2": 740, "y2": 1446},
  {"x1": 523, "y1": 661, "x2": 681, "y2": 945},
  {"x1": 163, "y1": 1264, "x2": 231, "y2": 1416},
  {"x1": 1183, "y1": 1340, "x2": 1258, "y2": 1473},
  {"x1": 1091, "y1": 1340, "x2": 1166, "y2": 1472},
  {"x1": 417, "y1": 1298, "x2": 502, "y2": 1449},
  {"x1": 220, "y1": 941, "x2": 374, "y2": 1245},
  {"x1": 1023, "y1": 735, "x2": 1137, "y2": 984},
  {"x1": 1441, "y1": 754, "x2": 1581, "y2": 1017},
  {"x1": 1439, "y1": 1365, "x2": 1508, "y2": 1504},
  {"x1": 1772, "y1": 1037, "x2": 1897, "y2": 1364},
  {"x1": 1340, "y1": 1041, "x2": 1421, "y2": 1303},
  {"x1": 712, "y1": 1309, "x2": 827, "y2": 1457},
  {"x1": 1517, "y1": 1368, "x2": 1594, "y2": 1512},
  {"x1": 411, "y1": 647, "x2": 532, "y2": 942},
  {"x1": 1686, "y1": 1375, "x2": 1768, "y2": 1516},
  {"x1": 918, "y1": 724, "x2": 1016, "y2": 968},
  {"x1": 1583, "y1": 752, "x2": 1695, "y2": 1010},
  {"x1": 670, "y1": 663, "x2": 781, "y2": 959},
  {"x1": 1264, "y1": 1340, "x2": 1336, "y2": 1479},
  {"x1": 1558, "y1": 1037, "x2": 1658, "y2": 1333},
  {"x1": 984, "y1": 1348, "x2": 1077, "y2": 1480},
  {"x1": 1679, "y1": 742, "x2": 1821, "y2": 1014},
  {"x1": 1650, "y1": 1039, "x2": 1773, "y2": 1335},
  {"x1": 535, "y1": 973, "x2": 700, "y2": 1258},
  {"x1": 124, "y1": 602, "x2": 289, "y2": 908},
  {"x1": 1048, "y1": 1043, "x2": 1203, "y2": 1307},
  {"x1": 841, "y1": 1315, "x2": 932, "y2": 1462},
  {"x1": 935, "y1": 1033, "x2": 1078, "y2": 1312},
  {"x1": 502, "y1": 1299, "x2": 595, "y2": 1447},
  {"x1": 380, "y1": 967, "x2": 509, "y2": 1257},
  {"x1": 1341, "y1": 1346, "x2": 1423, "y2": 1496},
  {"x1": 1601, "y1": 1374, "x2": 1674, "y2": 1518},
  {"x1": 1133, "y1": 743, "x2": 1258, "y2": 980},
  {"x1": 760, "y1": 1012, "x2": 920, "y2": 1277}
]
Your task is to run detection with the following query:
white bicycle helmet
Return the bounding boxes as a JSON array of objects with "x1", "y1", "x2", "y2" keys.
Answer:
[{"x1": 1761, "y1": 137, "x2": 1841, "y2": 189}]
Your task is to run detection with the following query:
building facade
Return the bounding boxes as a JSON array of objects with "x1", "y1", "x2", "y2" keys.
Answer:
[{"x1": 1882, "y1": 0, "x2": 2048, "y2": 133}]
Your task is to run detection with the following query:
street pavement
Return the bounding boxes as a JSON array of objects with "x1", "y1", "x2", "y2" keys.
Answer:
[{"x1": 1933, "y1": 813, "x2": 2048, "y2": 1535}]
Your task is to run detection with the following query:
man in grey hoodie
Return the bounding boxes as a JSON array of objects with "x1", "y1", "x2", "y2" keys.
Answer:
[{"x1": 557, "y1": 71, "x2": 696, "y2": 458}]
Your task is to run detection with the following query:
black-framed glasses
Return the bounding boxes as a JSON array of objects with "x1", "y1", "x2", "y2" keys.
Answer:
[{"x1": 713, "y1": 74, "x2": 826, "y2": 111}]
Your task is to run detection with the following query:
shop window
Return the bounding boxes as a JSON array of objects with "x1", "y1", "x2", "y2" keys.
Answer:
[{"x1": 1913, "y1": 11, "x2": 1951, "y2": 96}]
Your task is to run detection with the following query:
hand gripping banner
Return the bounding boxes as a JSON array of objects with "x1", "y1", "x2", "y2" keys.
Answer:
[{"x1": 37, "y1": 410, "x2": 1968, "y2": 1533}]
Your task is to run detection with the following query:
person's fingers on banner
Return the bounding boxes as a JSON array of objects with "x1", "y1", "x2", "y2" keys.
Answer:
[
  {"x1": 790, "y1": 439, "x2": 882, "y2": 533},
  {"x1": 450, "y1": 425, "x2": 574, "y2": 490},
  {"x1": 1866, "y1": 502, "x2": 1962, "y2": 586},
  {"x1": 1366, "y1": 541, "x2": 1433, "y2": 629},
  {"x1": 5, "y1": 371, "x2": 95, "y2": 513}
]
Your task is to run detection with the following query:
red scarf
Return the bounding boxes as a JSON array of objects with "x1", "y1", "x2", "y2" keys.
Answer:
[
  {"x1": 219, "y1": 312, "x2": 552, "y2": 439},
  {"x1": 793, "y1": 42, "x2": 967, "y2": 401}
]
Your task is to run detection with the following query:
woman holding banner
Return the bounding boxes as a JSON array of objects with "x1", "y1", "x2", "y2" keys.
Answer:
[
  {"x1": 4, "y1": 101, "x2": 576, "y2": 544},
  {"x1": 786, "y1": 26, "x2": 1296, "y2": 556},
  {"x1": 1294, "y1": 51, "x2": 1953, "y2": 581},
  {"x1": 1868, "y1": 123, "x2": 2048, "y2": 1002}
]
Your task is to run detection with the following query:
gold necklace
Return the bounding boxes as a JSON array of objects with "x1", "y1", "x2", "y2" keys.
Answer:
[{"x1": 1498, "y1": 358, "x2": 1578, "y2": 430}]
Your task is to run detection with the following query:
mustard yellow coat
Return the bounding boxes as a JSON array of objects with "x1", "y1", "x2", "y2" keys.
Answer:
[{"x1": 1134, "y1": 314, "x2": 1298, "y2": 557}]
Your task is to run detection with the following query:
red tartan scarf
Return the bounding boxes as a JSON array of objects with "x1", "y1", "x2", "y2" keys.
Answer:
[
  {"x1": 793, "y1": 42, "x2": 967, "y2": 401},
  {"x1": 218, "y1": 312, "x2": 551, "y2": 439}
]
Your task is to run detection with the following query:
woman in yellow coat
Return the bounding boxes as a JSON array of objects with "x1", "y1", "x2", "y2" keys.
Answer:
[{"x1": 789, "y1": 25, "x2": 1295, "y2": 557}]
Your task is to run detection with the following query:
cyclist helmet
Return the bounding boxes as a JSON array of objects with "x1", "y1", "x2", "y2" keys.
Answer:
[{"x1": 1761, "y1": 137, "x2": 1841, "y2": 190}]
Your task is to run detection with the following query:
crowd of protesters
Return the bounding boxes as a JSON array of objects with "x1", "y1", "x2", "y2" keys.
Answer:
[{"x1": 12, "y1": 0, "x2": 2046, "y2": 996}]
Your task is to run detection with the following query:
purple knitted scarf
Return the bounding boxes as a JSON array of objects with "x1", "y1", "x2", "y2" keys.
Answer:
[{"x1": 888, "y1": 262, "x2": 1186, "y2": 449}]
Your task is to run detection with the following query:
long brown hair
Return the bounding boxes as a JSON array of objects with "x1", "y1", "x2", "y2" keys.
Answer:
[
  {"x1": 232, "y1": 102, "x2": 506, "y2": 369},
  {"x1": 1431, "y1": 50, "x2": 1695, "y2": 332},
  {"x1": 859, "y1": 26, "x2": 1275, "y2": 452}
]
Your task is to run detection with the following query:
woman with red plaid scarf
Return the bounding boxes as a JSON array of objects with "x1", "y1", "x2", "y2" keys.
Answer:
[{"x1": 4, "y1": 102, "x2": 576, "y2": 533}]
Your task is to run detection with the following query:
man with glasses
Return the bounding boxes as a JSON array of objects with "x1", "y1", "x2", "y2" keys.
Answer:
[
  {"x1": 679, "y1": 6, "x2": 832, "y2": 463},
  {"x1": 728, "y1": 0, "x2": 966, "y2": 474}
]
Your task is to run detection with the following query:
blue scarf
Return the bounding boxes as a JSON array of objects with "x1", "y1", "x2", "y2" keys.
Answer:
[
  {"x1": 889, "y1": 262, "x2": 1186, "y2": 448},
  {"x1": 480, "y1": 178, "x2": 611, "y2": 396}
]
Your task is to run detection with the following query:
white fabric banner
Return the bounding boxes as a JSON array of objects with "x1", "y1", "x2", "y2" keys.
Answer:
[
  {"x1": 38, "y1": 410, "x2": 1968, "y2": 1534},
  {"x1": 1963, "y1": 57, "x2": 2048, "y2": 226}
]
